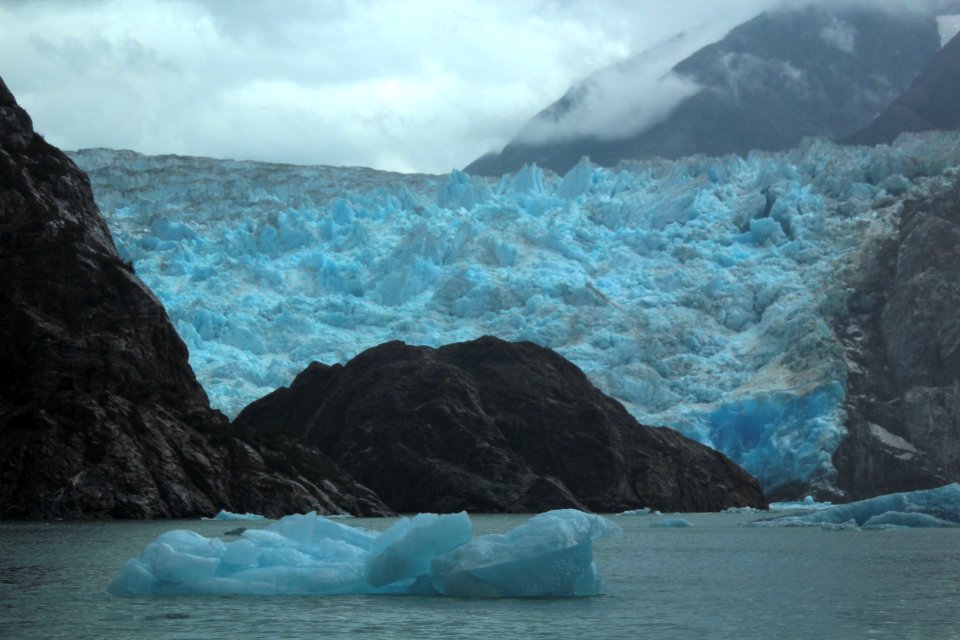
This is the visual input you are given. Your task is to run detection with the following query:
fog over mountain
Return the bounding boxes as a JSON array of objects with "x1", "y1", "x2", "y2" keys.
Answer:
[{"x1": 466, "y1": 3, "x2": 951, "y2": 176}]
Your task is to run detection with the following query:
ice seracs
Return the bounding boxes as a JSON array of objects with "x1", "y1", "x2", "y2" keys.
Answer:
[{"x1": 108, "y1": 509, "x2": 618, "y2": 597}]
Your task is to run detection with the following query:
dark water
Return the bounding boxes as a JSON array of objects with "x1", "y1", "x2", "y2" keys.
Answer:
[{"x1": 1, "y1": 513, "x2": 958, "y2": 639}]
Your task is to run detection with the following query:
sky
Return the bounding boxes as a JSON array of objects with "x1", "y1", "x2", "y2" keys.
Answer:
[{"x1": 1, "y1": 0, "x2": 952, "y2": 174}]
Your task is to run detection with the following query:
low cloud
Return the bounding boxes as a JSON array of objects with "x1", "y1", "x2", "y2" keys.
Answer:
[
  {"x1": 0, "y1": 0, "x2": 949, "y2": 173},
  {"x1": 819, "y1": 15, "x2": 857, "y2": 53}
]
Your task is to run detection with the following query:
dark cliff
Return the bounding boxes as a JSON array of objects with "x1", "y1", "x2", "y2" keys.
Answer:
[
  {"x1": 467, "y1": 5, "x2": 939, "y2": 176},
  {"x1": 834, "y1": 177, "x2": 960, "y2": 499},
  {"x1": 235, "y1": 336, "x2": 766, "y2": 513},
  {"x1": 0, "y1": 77, "x2": 390, "y2": 518}
]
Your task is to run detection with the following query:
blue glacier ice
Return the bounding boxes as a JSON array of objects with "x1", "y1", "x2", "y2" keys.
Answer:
[
  {"x1": 70, "y1": 133, "x2": 960, "y2": 494},
  {"x1": 202, "y1": 510, "x2": 266, "y2": 521},
  {"x1": 107, "y1": 510, "x2": 618, "y2": 597},
  {"x1": 746, "y1": 484, "x2": 960, "y2": 529}
]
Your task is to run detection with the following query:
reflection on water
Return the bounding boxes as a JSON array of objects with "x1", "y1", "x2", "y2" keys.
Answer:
[{"x1": 1, "y1": 513, "x2": 958, "y2": 639}]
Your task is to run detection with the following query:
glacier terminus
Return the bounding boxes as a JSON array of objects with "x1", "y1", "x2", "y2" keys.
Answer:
[{"x1": 71, "y1": 132, "x2": 960, "y2": 498}]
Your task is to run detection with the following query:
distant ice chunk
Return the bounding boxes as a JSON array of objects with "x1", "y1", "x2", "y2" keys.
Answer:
[
  {"x1": 768, "y1": 496, "x2": 833, "y2": 511},
  {"x1": 748, "y1": 484, "x2": 960, "y2": 529},
  {"x1": 650, "y1": 518, "x2": 693, "y2": 528},
  {"x1": 723, "y1": 506, "x2": 761, "y2": 514},
  {"x1": 202, "y1": 510, "x2": 266, "y2": 521},
  {"x1": 108, "y1": 510, "x2": 617, "y2": 597},
  {"x1": 617, "y1": 507, "x2": 651, "y2": 516}
]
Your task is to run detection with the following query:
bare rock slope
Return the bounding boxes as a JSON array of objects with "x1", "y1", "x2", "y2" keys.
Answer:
[{"x1": 0, "y1": 77, "x2": 390, "y2": 518}]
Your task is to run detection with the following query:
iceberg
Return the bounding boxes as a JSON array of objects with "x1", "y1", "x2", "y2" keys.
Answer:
[
  {"x1": 201, "y1": 510, "x2": 266, "y2": 521},
  {"x1": 108, "y1": 509, "x2": 618, "y2": 597},
  {"x1": 650, "y1": 518, "x2": 693, "y2": 528},
  {"x1": 70, "y1": 134, "x2": 960, "y2": 494},
  {"x1": 746, "y1": 483, "x2": 960, "y2": 529},
  {"x1": 768, "y1": 496, "x2": 833, "y2": 511}
]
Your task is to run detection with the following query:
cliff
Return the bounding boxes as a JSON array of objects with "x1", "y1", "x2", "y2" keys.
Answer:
[
  {"x1": 834, "y1": 176, "x2": 960, "y2": 498},
  {"x1": 0, "y1": 77, "x2": 390, "y2": 518}
]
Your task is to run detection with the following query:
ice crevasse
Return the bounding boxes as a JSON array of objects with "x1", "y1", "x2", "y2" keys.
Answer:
[
  {"x1": 108, "y1": 509, "x2": 619, "y2": 597},
  {"x1": 71, "y1": 133, "x2": 960, "y2": 495}
]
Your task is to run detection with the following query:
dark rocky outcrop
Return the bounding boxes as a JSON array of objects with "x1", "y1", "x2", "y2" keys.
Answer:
[
  {"x1": 235, "y1": 337, "x2": 766, "y2": 513},
  {"x1": 467, "y1": 5, "x2": 939, "y2": 176},
  {"x1": 0, "y1": 77, "x2": 390, "y2": 519},
  {"x1": 833, "y1": 177, "x2": 960, "y2": 499},
  {"x1": 844, "y1": 32, "x2": 960, "y2": 146}
]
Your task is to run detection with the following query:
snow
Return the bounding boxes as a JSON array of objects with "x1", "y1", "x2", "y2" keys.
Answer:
[
  {"x1": 107, "y1": 509, "x2": 618, "y2": 597},
  {"x1": 202, "y1": 510, "x2": 266, "y2": 521},
  {"x1": 70, "y1": 133, "x2": 960, "y2": 495},
  {"x1": 747, "y1": 484, "x2": 960, "y2": 529}
]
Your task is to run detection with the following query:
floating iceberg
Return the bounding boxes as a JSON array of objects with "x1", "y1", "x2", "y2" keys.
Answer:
[
  {"x1": 746, "y1": 484, "x2": 960, "y2": 529},
  {"x1": 108, "y1": 509, "x2": 618, "y2": 597},
  {"x1": 650, "y1": 518, "x2": 693, "y2": 528},
  {"x1": 201, "y1": 510, "x2": 266, "y2": 521},
  {"x1": 768, "y1": 495, "x2": 833, "y2": 511}
]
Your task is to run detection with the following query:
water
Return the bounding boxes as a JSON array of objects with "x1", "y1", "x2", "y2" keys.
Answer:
[{"x1": 1, "y1": 513, "x2": 958, "y2": 639}]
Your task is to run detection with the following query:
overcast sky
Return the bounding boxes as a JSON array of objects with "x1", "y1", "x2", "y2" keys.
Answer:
[{"x1": 1, "y1": 0, "x2": 946, "y2": 173}]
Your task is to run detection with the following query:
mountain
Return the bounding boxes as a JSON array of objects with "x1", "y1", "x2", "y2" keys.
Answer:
[
  {"x1": 71, "y1": 132, "x2": 960, "y2": 501},
  {"x1": 234, "y1": 337, "x2": 765, "y2": 513},
  {"x1": 0, "y1": 77, "x2": 390, "y2": 518},
  {"x1": 844, "y1": 32, "x2": 960, "y2": 145},
  {"x1": 466, "y1": 5, "x2": 940, "y2": 176}
]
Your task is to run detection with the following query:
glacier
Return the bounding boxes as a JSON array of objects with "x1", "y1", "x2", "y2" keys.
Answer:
[
  {"x1": 70, "y1": 133, "x2": 960, "y2": 495},
  {"x1": 107, "y1": 509, "x2": 618, "y2": 597},
  {"x1": 745, "y1": 483, "x2": 960, "y2": 529}
]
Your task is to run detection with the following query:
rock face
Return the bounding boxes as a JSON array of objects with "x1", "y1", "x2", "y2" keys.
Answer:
[
  {"x1": 466, "y1": 5, "x2": 939, "y2": 176},
  {"x1": 0, "y1": 77, "x2": 390, "y2": 518},
  {"x1": 834, "y1": 177, "x2": 960, "y2": 499},
  {"x1": 235, "y1": 337, "x2": 766, "y2": 513},
  {"x1": 844, "y1": 32, "x2": 960, "y2": 146}
]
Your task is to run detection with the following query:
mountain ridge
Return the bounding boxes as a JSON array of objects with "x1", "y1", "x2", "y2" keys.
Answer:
[{"x1": 466, "y1": 5, "x2": 940, "y2": 176}]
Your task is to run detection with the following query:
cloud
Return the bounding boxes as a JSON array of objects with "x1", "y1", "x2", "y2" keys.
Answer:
[
  {"x1": 819, "y1": 15, "x2": 857, "y2": 53},
  {"x1": 514, "y1": 19, "x2": 755, "y2": 145},
  {"x1": 0, "y1": 0, "x2": 947, "y2": 172}
]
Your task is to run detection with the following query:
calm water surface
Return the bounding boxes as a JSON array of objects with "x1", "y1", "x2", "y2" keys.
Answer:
[{"x1": 1, "y1": 513, "x2": 958, "y2": 639}]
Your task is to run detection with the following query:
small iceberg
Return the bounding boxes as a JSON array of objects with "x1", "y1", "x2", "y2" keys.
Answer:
[
  {"x1": 746, "y1": 483, "x2": 960, "y2": 529},
  {"x1": 768, "y1": 495, "x2": 833, "y2": 511},
  {"x1": 108, "y1": 509, "x2": 619, "y2": 597},
  {"x1": 617, "y1": 507, "x2": 651, "y2": 516},
  {"x1": 723, "y1": 506, "x2": 761, "y2": 514},
  {"x1": 650, "y1": 518, "x2": 693, "y2": 528},
  {"x1": 201, "y1": 510, "x2": 266, "y2": 522}
]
